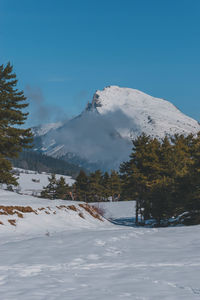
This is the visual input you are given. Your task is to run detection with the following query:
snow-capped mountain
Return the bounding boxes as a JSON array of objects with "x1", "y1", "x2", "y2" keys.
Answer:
[{"x1": 33, "y1": 86, "x2": 200, "y2": 171}]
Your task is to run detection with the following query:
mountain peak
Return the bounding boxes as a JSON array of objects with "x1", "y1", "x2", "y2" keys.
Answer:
[
  {"x1": 85, "y1": 85, "x2": 200, "y2": 140},
  {"x1": 33, "y1": 86, "x2": 200, "y2": 171}
]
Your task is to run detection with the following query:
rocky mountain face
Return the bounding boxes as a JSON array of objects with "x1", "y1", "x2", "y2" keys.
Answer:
[{"x1": 33, "y1": 86, "x2": 200, "y2": 171}]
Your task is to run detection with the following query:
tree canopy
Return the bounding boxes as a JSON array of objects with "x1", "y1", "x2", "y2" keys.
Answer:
[{"x1": 0, "y1": 62, "x2": 32, "y2": 184}]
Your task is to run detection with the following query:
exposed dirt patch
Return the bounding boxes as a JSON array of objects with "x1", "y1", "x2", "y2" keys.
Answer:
[
  {"x1": 56, "y1": 205, "x2": 68, "y2": 210},
  {"x1": 8, "y1": 219, "x2": 16, "y2": 226},
  {"x1": 38, "y1": 207, "x2": 45, "y2": 211},
  {"x1": 0, "y1": 221, "x2": 4, "y2": 225},
  {"x1": 90, "y1": 205, "x2": 105, "y2": 217},
  {"x1": 79, "y1": 204, "x2": 103, "y2": 221},
  {"x1": 79, "y1": 212, "x2": 85, "y2": 219},
  {"x1": 0, "y1": 206, "x2": 37, "y2": 217},
  {"x1": 67, "y1": 205, "x2": 77, "y2": 212}
]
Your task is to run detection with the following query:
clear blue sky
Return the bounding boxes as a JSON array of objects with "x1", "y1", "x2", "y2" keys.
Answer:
[{"x1": 1, "y1": 0, "x2": 200, "y2": 126}]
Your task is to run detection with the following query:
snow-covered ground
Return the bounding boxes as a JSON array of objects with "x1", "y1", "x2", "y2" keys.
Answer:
[
  {"x1": 92, "y1": 200, "x2": 136, "y2": 219},
  {"x1": 0, "y1": 190, "x2": 200, "y2": 299},
  {"x1": 12, "y1": 168, "x2": 75, "y2": 196}
]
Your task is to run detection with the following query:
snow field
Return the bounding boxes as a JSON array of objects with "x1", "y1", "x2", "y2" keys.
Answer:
[
  {"x1": 0, "y1": 190, "x2": 200, "y2": 299},
  {"x1": 13, "y1": 168, "x2": 75, "y2": 196},
  {"x1": 92, "y1": 200, "x2": 136, "y2": 219},
  {"x1": 0, "y1": 222, "x2": 200, "y2": 299}
]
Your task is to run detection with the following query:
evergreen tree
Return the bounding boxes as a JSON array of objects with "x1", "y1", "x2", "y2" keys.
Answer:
[
  {"x1": 87, "y1": 170, "x2": 103, "y2": 202},
  {"x1": 0, "y1": 62, "x2": 32, "y2": 185},
  {"x1": 41, "y1": 174, "x2": 57, "y2": 199},
  {"x1": 182, "y1": 133, "x2": 200, "y2": 216},
  {"x1": 102, "y1": 171, "x2": 110, "y2": 200},
  {"x1": 109, "y1": 170, "x2": 121, "y2": 201},
  {"x1": 120, "y1": 132, "x2": 198, "y2": 225},
  {"x1": 75, "y1": 170, "x2": 89, "y2": 201},
  {"x1": 120, "y1": 134, "x2": 159, "y2": 222},
  {"x1": 55, "y1": 176, "x2": 70, "y2": 200}
]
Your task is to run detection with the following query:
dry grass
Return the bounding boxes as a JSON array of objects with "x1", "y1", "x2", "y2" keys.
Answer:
[
  {"x1": 67, "y1": 205, "x2": 77, "y2": 212},
  {"x1": 8, "y1": 219, "x2": 16, "y2": 226},
  {"x1": 56, "y1": 205, "x2": 68, "y2": 209},
  {"x1": 0, "y1": 206, "x2": 37, "y2": 218},
  {"x1": 79, "y1": 204, "x2": 103, "y2": 221},
  {"x1": 90, "y1": 205, "x2": 105, "y2": 217}
]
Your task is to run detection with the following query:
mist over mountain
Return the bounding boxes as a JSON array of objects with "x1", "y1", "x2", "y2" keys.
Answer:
[{"x1": 32, "y1": 86, "x2": 200, "y2": 171}]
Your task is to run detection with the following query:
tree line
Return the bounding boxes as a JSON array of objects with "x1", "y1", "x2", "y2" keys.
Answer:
[
  {"x1": 0, "y1": 63, "x2": 32, "y2": 185},
  {"x1": 40, "y1": 170, "x2": 121, "y2": 202},
  {"x1": 41, "y1": 132, "x2": 200, "y2": 226},
  {"x1": 12, "y1": 150, "x2": 81, "y2": 178},
  {"x1": 120, "y1": 133, "x2": 200, "y2": 226}
]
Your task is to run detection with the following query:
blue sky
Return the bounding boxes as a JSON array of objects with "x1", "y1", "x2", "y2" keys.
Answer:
[{"x1": 1, "y1": 0, "x2": 200, "y2": 126}]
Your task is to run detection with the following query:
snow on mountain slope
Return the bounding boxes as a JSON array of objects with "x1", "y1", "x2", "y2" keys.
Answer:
[
  {"x1": 32, "y1": 122, "x2": 62, "y2": 137},
  {"x1": 33, "y1": 86, "x2": 200, "y2": 170},
  {"x1": 91, "y1": 86, "x2": 200, "y2": 139}
]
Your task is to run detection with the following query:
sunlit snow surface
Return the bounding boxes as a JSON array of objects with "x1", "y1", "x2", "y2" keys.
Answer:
[
  {"x1": 0, "y1": 193, "x2": 200, "y2": 299},
  {"x1": 13, "y1": 168, "x2": 75, "y2": 196}
]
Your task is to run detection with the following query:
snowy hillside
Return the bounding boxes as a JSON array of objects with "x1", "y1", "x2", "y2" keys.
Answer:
[
  {"x1": 33, "y1": 86, "x2": 200, "y2": 170},
  {"x1": 93, "y1": 200, "x2": 136, "y2": 219},
  {"x1": 0, "y1": 191, "x2": 200, "y2": 299},
  {"x1": 0, "y1": 189, "x2": 106, "y2": 236},
  {"x1": 12, "y1": 168, "x2": 75, "y2": 196}
]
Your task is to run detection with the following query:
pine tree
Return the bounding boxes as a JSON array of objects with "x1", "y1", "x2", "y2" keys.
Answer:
[
  {"x1": 102, "y1": 171, "x2": 110, "y2": 200},
  {"x1": 55, "y1": 176, "x2": 70, "y2": 200},
  {"x1": 87, "y1": 170, "x2": 103, "y2": 202},
  {"x1": 109, "y1": 170, "x2": 121, "y2": 201},
  {"x1": 182, "y1": 133, "x2": 200, "y2": 217},
  {"x1": 0, "y1": 62, "x2": 32, "y2": 185},
  {"x1": 120, "y1": 132, "x2": 197, "y2": 225},
  {"x1": 120, "y1": 134, "x2": 159, "y2": 222},
  {"x1": 41, "y1": 174, "x2": 57, "y2": 199},
  {"x1": 75, "y1": 170, "x2": 89, "y2": 201}
]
